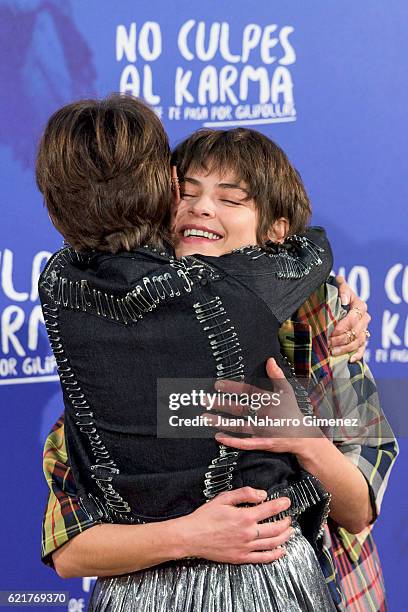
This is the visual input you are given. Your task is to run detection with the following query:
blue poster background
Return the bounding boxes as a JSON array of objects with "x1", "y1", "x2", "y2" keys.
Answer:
[{"x1": 0, "y1": 1, "x2": 406, "y2": 610}]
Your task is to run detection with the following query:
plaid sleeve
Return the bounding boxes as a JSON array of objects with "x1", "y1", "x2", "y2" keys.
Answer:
[
  {"x1": 281, "y1": 279, "x2": 399, "y2": 545},
  {"x1": 280, "y1": 280, "x2": 398, "y2": 610},
  {"x1": 42, "y1": 413, "x2": 101, "y2": 567},
  {"x1": 316, "y1": 281, "x2": 398, "y2": 518}
]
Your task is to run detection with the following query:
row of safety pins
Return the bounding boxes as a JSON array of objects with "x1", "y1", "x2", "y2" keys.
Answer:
[
  {"x1": 263, "y1": 476, "x2": 331, "y2": 539},
  {"x1": 193, "y1": 297, "x2": 245, "y2": 380},
  {"x1": 192, "y1": 296, "x2": 245, "y2": 500},
  {"x1": 258, "y1": 475, "x2": 331, "y2": 541},
  {"x1": 53, "y1": 270, "x2": 192, "y2": 324},
  {"x1": 231, "y1": 236, "x2": 324, "y2": 279},
  {"x1": 281, "y1": 354, "x2": 314, "y2": 417}
]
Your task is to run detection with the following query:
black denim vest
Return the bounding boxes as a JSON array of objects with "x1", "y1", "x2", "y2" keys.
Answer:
[{"x1": 39, "y1": 227, "x2": 333, "y2": 548}]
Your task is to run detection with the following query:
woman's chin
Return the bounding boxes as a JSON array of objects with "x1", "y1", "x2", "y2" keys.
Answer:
[{"x1": 176, "y1": 238, "x2": 225, "y2": 258}]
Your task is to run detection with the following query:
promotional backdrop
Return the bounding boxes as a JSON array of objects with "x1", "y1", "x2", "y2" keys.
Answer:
[{"x1": 0, "y1": 1, "x2": 406, "y2": 610}]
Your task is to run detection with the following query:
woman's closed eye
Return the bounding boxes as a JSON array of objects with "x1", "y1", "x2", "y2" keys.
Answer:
[
  {"x1": 220, "y1": 198, "x2": 244, "y2": 206},
  {"x1": 180, "y1": 192, "x2": 198, "y2": 200}
]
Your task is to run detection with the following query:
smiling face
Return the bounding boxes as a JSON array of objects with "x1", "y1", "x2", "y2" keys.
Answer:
[{"x1": 172, "y1": 168, "x2": 259, "y2": 258}]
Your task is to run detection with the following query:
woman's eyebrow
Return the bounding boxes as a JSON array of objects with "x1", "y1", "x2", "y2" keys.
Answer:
[
  {"x1": 218, "y1": 183, "x2": 249, "y2": 197},
  {"x1": 183, "y1": 177, "x2": 201, "y2": 186}
]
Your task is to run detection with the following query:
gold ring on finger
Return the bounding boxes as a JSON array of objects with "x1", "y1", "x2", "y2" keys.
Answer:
[
  {"x1": 351, "y1": 307, "x2": 363, "y2": 320},
  {"x1": 345, "y1": 330, "x2": 353, "y2": 343}
]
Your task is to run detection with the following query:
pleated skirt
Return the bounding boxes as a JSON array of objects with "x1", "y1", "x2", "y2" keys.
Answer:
[{"x1": 88, "y1": 526, "x2": 336, "y2": 612}]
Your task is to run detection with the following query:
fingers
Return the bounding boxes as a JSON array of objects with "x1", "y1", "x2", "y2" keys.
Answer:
[
  {"x1": 266, "y1": 357, "x2": 285, "y2": 379},
  {"x1": 349, "y1": 342, "x2": 367, "y2": 363},
  {"x1": 331, "y1": 310, "x2": 363, "y2": 338},
  {"x1": 250, "y1": 526, "x2": 294, "y2": 552},
  {"x1": 214, "y1": 486, "x2": 268, "y2": 506},
  {"x1": 352, "y1": 312, "x2": 371, "y2": 337},
  {"x1": 348, "y1": 293, "x2": 368, "y2": 314},
  {"x1": 215, "y1": 379, "x2": 254, "y2": 395},
  {"x1": 333, "y1": 308, "x2": 370, "y2": 338},
  {"x1": 215, "y1": 434, "x2": 268, "y2": 449},
  {"x1": 244, "y1": 547, "x2": 287, "y2": 563},
  {"x1": 330, "y1": 331, "x2": 362, "y2": 352},
  {"x1": 330, "y1": 301, "x2": 371, "y2": 358},
  {"x1": 250, "y1": 496, "x2": 291, "y2": 523},
  {"x1": 330, "y1": 328, "x2": 369, "y2": 357},
  {"x1": 201, "y1": 399, "x2": 249, "y2": 418},
  {"x1": 335, "y1": 275, "x2": 355, "y2": 306},
  {"x1": 215, "y1": 432, "x2": 265, "y2": 450},
  {"x1": 349, "y1": 344, "x2": 365, "y2": 363},
  {"x1": 266, "y1": 358, "x2": 293, "y2": 395},
  {"x1": 208, "y1": 359, "x2": 291, "y2": 416},
  {"x1": 331, "y1": 280, "x2": 370, "y2": 350},
  {"x1": 204, "y1": 415, "x2": 252, "y2": 435},
  {"x1": 253, "y1": 516, "x2": 292, "y2": 539},
  {"x1": 213, "y1": 491, "x2": 291, "y2": 523}
]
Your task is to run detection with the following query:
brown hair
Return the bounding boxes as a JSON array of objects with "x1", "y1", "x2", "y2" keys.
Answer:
[
  {"x1": 36, "y1": 94, "x2": 172, "y2": 253},
  {"x1": 172, "y1": 128, "x2": 311, "y2": 242}
]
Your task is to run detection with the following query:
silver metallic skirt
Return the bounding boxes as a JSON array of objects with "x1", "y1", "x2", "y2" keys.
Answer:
[{"x1": 88, "y1": 525, "x2": 336, "y2": 612}]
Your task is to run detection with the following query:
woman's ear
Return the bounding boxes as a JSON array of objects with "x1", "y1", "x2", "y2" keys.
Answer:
[{"x1": 267, "y1": 217, "x2": 290, "y2": 243}]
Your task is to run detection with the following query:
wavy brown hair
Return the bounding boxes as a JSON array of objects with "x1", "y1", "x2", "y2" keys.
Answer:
[
  {"x1": 36, "y1": 94, "x2": 172, "y2": 253},
  {"x1": 172, "y1": 128, "x2": 311, "y2": 241}
]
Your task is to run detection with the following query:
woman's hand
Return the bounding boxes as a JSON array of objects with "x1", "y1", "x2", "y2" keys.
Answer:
[
  {"x1": 181, "y1": 487, "x2": 293, "y2": 564},
  {"x1": 210, "y1": 359, "x2": 373, "y2": 533},
  {"x1": 52, "y1": 486, "x2": 293, "y2": 577},
  {"x1": 203, "y1": 358, "x2": 318, "y2": 456},
  {"x1": 329, "y1": 275, "x2": 371, "y2": 362}
]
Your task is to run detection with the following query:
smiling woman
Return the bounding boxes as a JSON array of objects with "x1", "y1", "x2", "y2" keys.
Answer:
[{"x1": 172, "y1": 128, "x2": 311, "y2": 252}]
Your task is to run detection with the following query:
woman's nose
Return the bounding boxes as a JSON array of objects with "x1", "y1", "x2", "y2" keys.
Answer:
[{"x1": 188, "y1": 196, "x2": 216, "y2": 218}]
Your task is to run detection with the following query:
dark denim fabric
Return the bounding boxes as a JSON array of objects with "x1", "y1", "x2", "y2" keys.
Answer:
[{"x1": 39, "y1": 228, "x2": 333, "y2": 541}]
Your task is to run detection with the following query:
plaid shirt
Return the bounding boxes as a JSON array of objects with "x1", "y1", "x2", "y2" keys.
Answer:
[{"x1": 41, "y1": 278, "x2": 398, "y2": 611}]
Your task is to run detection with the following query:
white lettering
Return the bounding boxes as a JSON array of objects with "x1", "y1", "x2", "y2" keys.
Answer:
[
  {"x1": 242, "y1": 24, "x2": 262, "y2": 63},
  {"x1": 347, "y1": 266, "x2": 371, "y2": 302},
  {"x1": 219, "y1": 66, "x2": 239, "y2": 104},
  {"x1": 260, "y1": 25, "x2": 278, "y2": 64},
  {"x1": 382, "y1": 310, "x2": 401, "y2": 349},
  {"x1": 138, "y1": 22, "x2": 162, "y2": 61},
  {"x1": 240, "y1": 66, "x2": 270, "y2": 103},
  {"x1": 219, "y1": 23, "x2": 240, "y2": 63},
  {"x1": 119, "y1": 66, "x2": 160, "y2": 103},
  {"x1": 116, "y1": 23, "x2": 136, "y2": 62},
  {"x1": 142, "y1": 65, "x2": 160, "y2": 104},
  {"x1": 385, "y1": 263, "x2": 408, "y2": 304},
  {"x1": 22, "y1": 355, "x2": 56, "y2": 375},
  {"x1": 1, "y1": 306, "x2": 25, "y2": 356},
  {"x1": 178, "y1": 20, "x2": 195, "y2": 60},
  {"x1": 196, "y1": 21, "x2": 220, "y2": 61},
  {"x1": 279, "y1": 26, "x2": 296, "y2": 65},
  {"x1": 1, "y1": 249, "x2": 29, "y2": 301},
  {"x1": 0, "y1": 358, "x2": 17, "y2": 377},
  {"x1": 116, "y1": 22, "x2": 162, "y2": 62},
  {"x1": 28, "y1": 305, "x2": 44, "y2": 351},
  {"x1": 271, "y1": 66, "x2": 294, "y2": 105},
  {"x1": 175, "y1": 67, "x2": 194, "y2": 105},
  {"x1": 198, "y1": 66, "x2": 218, "y2": 105},
  {"x1": 120, "y1": 65, "x2": 140, "y2": 96}
]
